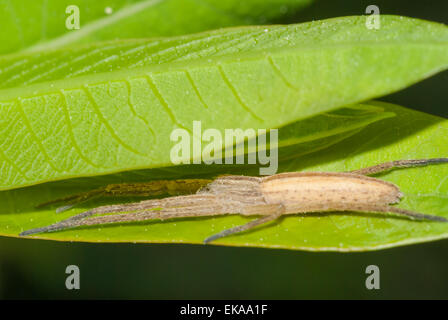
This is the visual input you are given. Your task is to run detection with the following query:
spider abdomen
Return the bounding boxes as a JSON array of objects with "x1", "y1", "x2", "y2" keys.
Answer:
[{"x1": 261, "y1": 172, "x2": 403, "y2": 214}]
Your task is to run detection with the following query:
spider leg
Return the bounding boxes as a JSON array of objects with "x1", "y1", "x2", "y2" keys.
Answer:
[
  {"x1": 350, "y1": 158, "x2": 448, "y2": 176},
  {"x1": 36, "y1": 188, "x2": 106, "y2": 212},
  {"x1": 19, "y1": 209, "x2": 164, "y2": 236},
  {"x1": 37, "y1": 179, "x2": 212, "y2": 213},
  {"x1": 339, "y1": 204, "x2": 448, "y2": 222},
  {"x1": 385, "y1": 206, "x2": 448, "y2": 222},
  {"x1": 62, "y1": 192, "x2": 221, "y2": 222},
  {"x1": 20, "y1": 194, "x2": 223, "y2": 236},
  {"x1": 54, "y1": 198, "x2": 166, "y2": 223},
  {"x1": 203, "y1": 204, "x2": 285, "y2": 244}
]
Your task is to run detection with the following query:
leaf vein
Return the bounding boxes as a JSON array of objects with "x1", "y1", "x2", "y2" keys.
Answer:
[
  {"x1": 217, "y1": 65, "x2": 263, "y2": 122},
  {"x1": 0, "y1": 146, "x2": 30, "y2": 183},
  {"x1": 82, "y1": 85, "x2": 147, "y2": 157},
  {"x1": 15, "y1": 97, "x2": 61, "y2": 172},
  {"x1": 267, "y1": 55, "x2": 299, "y2": 90},
  {"x1": 58, "y1": 90, "x2": 103, "y2": 169},
  {"x1": 184, "y1": 70, "x2": 208, "y2": 109},
  {"x1": 123, "y1": 79, "x2": 157, "y2": 142},
  {"x1": 143, "y1": 75, "x2": 191, "y2": 133}
]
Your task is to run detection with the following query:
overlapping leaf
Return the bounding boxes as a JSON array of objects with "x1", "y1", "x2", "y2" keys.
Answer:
[{"x1": 1, "y1": 16, "x2": 447, "y2": 190}]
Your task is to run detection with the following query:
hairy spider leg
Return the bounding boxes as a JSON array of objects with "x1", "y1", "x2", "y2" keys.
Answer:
[
  {"x1": 36, "y1": 179, "x2": 212, "y2": 213},
  {"x1": 20, "y1": 194, "x2": 224, "y2": 236},
  {"x1": 203, "y1": 204, "x2": 285, "y2": 243},
  {"x1": 203, "y1": 203, "x2": 448, "y2": 243},
  {"x1": 350, "y1": 158, "x2": 448, "y2": 176},
  {"x1": 385, "y1": 206, "x2": 448, "y2": 222},
  {"x1": 36, "y1": 188, "x2": 106, "y2": 212}
]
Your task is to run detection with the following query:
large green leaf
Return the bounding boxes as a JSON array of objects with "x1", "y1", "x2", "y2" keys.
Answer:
[
  {"x1": 1, "y1": 15, "x2": 447, "y2": 190},
  {"x1": 33, "y1": 103, "x2": 390, "y2": 188},
  {"x1": 0, "y1": 101, "x2": 394, "y2": 239},
  {"x1": 2, "y1": 101, "x2": 448, "y2": 252},
  {"x1": 0, "y1": 0, "x2": 312, "y2": 54}
]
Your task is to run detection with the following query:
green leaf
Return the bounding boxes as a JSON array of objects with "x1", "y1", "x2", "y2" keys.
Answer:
[
  {"x1": 1, "y1": 0, "x2": 312, "y2": 55},
  {"x1": 18, "y1": 103, "x2": 388, "y2": 190},
  {"x1": 0, "y1": 101, "x2": 392, "y2": 239},
  {"x1": 1, "y1": 101, "x2": 448, "y2": 252},
  {"x1": 1, "y1": 15, "x2": 447, "y2": 190}
]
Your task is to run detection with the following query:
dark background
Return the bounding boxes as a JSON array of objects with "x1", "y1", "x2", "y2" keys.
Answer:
[{"x1": 0, "y1": 0, "x2": 447, "y2": 299}]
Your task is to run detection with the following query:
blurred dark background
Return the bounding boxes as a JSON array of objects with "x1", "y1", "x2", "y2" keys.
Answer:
[{"x1": 0, "y1": 0, "x2": 447, "y2": 299}]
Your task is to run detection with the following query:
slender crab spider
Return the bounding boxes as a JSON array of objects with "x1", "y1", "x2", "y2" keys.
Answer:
[{"x1": 20, "y1": 158, "x2": 448, "y2": 243}]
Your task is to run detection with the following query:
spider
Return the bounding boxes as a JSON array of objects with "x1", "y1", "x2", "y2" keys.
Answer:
[{"x1": 20, "y1": 158, "x2": 448, "y2": 243}]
